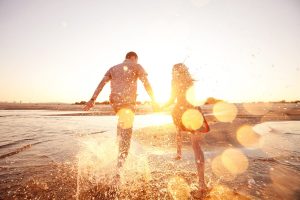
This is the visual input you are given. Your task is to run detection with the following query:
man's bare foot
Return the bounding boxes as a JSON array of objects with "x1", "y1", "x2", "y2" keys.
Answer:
[
  {"x1": 110, "y1": 170, "x2": 121, "y2": 188},
  {"x1": 192, "y1": 186, "x2": 211, "y2": 199},
  {"x1": 174, "y1": 155, "x2": 182, "y2": 160}
]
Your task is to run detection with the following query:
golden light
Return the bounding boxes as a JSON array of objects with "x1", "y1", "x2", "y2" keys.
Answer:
[
  {"x1": 211, "y1": 155, "x2": 236, "y2": 181},
  {"x1": 76, "y1": 138, "x2": 119, "y2": 198},
  {"x1": 123, "y1": 66, "x2": 128, "y2": 71},
  {"x1": 167, "y1": 176, "x2": 190, "y2": 200},
  {"x1": 243, "y1": 102, "x2": 272, "y2": 115},
  {"x1": 221, "y1": 148, "x2": 249, "y2": 175},
  {"x1": 208, "y1": 184, "x2": 250, "y2": 200},
  {"x1": 186, "y1": 86, "x2": 204, "y2": 106},
  {"x1": 236, "y1": 125, "x2": 261, "y2": 148},
  {"x1": 117, "y1": 108, "x2": 134, "y2": 129},
  {"x1": 123, "y1": 153, "x2": 151, "y2": 183},
  {"x1": 213, "y1": 102, "x2": 238, "y2": 122},
  {"x1": 181, "y1": 109, "x2": 204, "y2": 131}
]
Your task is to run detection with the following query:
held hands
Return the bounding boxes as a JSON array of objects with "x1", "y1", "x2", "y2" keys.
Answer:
[
  {"x1": 83, "y1": 100, "x2": 95, "y2": 111},
  {"x1": 151, "y1": 102, "x2": 160, "y2": 112}
]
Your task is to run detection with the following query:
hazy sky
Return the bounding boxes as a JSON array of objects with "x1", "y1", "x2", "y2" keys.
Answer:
[{"x1": 0, "y1": 0, "x2": 299, "y2": 103}]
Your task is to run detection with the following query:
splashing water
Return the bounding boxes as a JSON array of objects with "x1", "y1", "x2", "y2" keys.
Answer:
[{"x1": 75, "y1": 135, "x2": 151, "y2": 199}]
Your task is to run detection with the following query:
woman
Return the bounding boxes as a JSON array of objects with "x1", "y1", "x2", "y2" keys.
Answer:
[{"x1": 162, "y1": 63, "x2": 210, "y2": 195}]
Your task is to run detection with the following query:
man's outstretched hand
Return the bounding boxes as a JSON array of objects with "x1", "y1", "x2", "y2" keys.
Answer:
[{"x1": 83, "y1": 100, "x2": 95, "y2": 111}]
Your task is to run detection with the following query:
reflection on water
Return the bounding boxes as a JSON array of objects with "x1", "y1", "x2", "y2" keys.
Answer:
[
  {"x1": 0, "y1": 110, "x2": 172, "y2": 166},
  {"x1": 253, "y1": 121, "x2": 300, "y2": 157},
  {"x1": 0, "y1": 110, "x2": 173, "y2": 199},
  {"x1": 0, "y1": 110, "x2": 299, "y2": 199}
]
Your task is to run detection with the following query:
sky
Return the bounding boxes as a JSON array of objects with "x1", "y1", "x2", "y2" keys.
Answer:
[{"x1": 0, "y1": 0, "x2": 299, "y2": 103}]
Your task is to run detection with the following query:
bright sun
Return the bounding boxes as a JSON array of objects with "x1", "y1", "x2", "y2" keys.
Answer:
[{"x1": 155, "y1": 88, "x2": 171, "y2": 105}]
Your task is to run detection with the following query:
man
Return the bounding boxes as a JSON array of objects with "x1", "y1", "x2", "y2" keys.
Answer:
[{"x1": 83, "y1": 51, "x2": 156, "y2": 170}]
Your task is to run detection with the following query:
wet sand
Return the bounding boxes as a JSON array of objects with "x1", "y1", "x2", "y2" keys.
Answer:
[{"x1": 0, "y1": 103, "x2": 299, "y2": 199}]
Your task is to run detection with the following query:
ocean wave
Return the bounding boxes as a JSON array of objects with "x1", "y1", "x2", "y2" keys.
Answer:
[{"x1": 0, "y1": 141, "x2": 44, "y2": 159}]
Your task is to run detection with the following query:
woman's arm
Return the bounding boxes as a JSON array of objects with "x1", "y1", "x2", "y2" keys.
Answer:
[{"x1": 162, "y1": 83, "x2": 176, "y2": 108}]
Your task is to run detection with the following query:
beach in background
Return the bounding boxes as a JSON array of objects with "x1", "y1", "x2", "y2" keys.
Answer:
[{"x1": 0, "y1": 102, "x2": 299, "y2": 199}]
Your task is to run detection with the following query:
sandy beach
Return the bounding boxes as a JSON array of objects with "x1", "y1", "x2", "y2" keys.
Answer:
[{"x1": 0, "y1": 103, "x2": 299, "y2": 199}]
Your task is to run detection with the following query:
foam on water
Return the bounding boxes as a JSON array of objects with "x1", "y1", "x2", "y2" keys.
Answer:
[{"x1": 253, "y1": 121, "x2": 300, "y2": 135}]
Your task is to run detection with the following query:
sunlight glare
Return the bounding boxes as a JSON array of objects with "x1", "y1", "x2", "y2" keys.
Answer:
[
  {"x1": 186, "y1": 86, "x2": 204, "y2": 106},
  {"x1": 236, "y1": 125, "x2": 261, "y2": 148},
  {"x1": 221, "y1": 148, "x2": 249, "y2": 175},
  {"x1": 117, "y1": 108, "x2": 134, "y2": 129},
  {"x1": 211, "y1": 155, "x2": 236, "y2": 181},
  {"x1": 213, "y1": 102, "x2": 238, "y2": 122},
  {"x1": 167, "y1": 176, "x2": 190, "y2": 200},
  {"x1": 181, "y1": 109, "x2": 204, "y2": 131}
]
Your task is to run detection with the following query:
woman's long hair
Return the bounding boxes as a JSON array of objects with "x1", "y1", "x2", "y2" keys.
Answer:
[{"x1": 172, "y1": 63, "x2": 194, "y2": 93}]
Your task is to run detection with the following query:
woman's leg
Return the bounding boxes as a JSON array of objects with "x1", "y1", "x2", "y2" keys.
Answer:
[
  {"x1": 190, "y1": 134, "x2": 207, "y2": 190},
  {"x1": 175, "y1": 128, "x2": 183, "y2": 160}
]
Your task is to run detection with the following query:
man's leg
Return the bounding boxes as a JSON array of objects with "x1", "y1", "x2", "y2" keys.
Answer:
[
  {"x1": 117, "y1": 126, "x2": 132, "y2": 169},
  {"x1": 115, "y1": 106, "x2": 135, "y2": 169}
]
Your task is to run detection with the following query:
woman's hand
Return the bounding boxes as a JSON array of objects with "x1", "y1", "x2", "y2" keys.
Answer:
[
  {"x1": 151, "y1": 101, "x2": 161, "y2": 112},
  {"x1": 194, "y1": 120, "x2": 210, "y2": 134},
  {"x1": 83, "y1": 100, "x2": 95, "y2": 111}
]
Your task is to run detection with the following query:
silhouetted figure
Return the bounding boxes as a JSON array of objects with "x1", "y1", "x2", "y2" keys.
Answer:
[
  {"x1": 162, "y1": 63, "x2": 210, "y2": 197},
  {"x1": 84, "y1": 51, "x2": 157, "y2": 172}
]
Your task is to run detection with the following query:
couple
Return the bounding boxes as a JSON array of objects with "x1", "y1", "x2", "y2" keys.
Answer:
[{"x1": 83, "y1": 51, "x2": 210, "y2": 196}]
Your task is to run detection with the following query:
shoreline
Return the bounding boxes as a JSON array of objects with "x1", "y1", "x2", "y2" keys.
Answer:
[
  {"x1": 0, "y1": 104, "x2": 300, "y2": 199},
  {"x1": 1, "y1": 102, "x2": 299, "y2": 118}
]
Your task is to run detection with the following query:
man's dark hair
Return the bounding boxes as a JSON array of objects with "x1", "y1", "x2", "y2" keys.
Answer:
[{"x1": 125, "y1": 51, "x2": 138, "y2": 59}]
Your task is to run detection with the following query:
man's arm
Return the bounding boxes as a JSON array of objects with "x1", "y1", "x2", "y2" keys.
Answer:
[
  {"x1": 137, "y1": 64, "x2": 160, "y2": 111},
  {"x1": 83, "y1": 74, "x2": 111, "y2": 111},
  {"x1": 90, "y1": 76, "x2": 110, "y2": 101},
  {"x1": 140, "y1": 75, "x2": 160, "y2": 112},
  {"x1": 139, "y1": 75, "x2": 155, "y2": 102},
  {"x1": 137, "y1": 64, "x2": 155, "y2": 101}
]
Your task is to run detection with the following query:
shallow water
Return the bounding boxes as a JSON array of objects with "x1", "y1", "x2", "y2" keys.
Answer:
[
  {"x1": 0, "y1": 110, "x2": 172, "y2": 166},
  {"x1": 0, "y1": 110, "x2": 300, "y2": 199}
]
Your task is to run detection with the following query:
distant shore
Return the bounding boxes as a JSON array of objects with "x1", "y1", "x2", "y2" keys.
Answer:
[
  {"x1": 0, "y1": 103, "x2": 153, "y2": 115},
  {"x1": 0, "y1": 102, "x2": 299, "y2": 118}
]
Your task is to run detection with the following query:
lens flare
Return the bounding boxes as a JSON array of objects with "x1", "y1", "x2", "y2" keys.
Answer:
[
  {"x1": 221, "y1": 148, "x2": 249, "y2": 175},
  {"x1": 243, "y1": 102, "x2": 272, "y2": 115},
  {"x1": 181, "y1": 109, "x2": 204, "y2": 131},
  {"x1": 167, "y1": 176, "x2": 190, "y2": 200},
  {"x1": 211, "y1": 155, "x2": 236, "y2": 181},
  {"x1": 213, "y1": 102, "x2": 238, "y2": 122},
  {"x1": 236, "y1": 125, "x2": 261, "y2": 148},
  {"x1": 117, "y1": 108, "x2": 134, "y2": 129},
  {"x1": 123, "y1": 66, "x2": 128, "y2": 71},
  {"x1": 186, "y1": 86, "x2": 204, "y2": 106}
]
